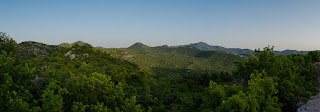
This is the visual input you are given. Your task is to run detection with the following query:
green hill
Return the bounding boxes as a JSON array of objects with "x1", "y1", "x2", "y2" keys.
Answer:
[{"x1": 103, "y1": 42, "x2": 248, "y2": 76}]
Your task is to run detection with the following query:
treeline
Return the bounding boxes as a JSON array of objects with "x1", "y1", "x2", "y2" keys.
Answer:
[{"x1": 0, "y1": 32, "x2": 319, "y2": 112}]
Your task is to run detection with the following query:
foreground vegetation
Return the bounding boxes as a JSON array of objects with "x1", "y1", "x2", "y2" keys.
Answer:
[{"x1": 1, "y1": 32, "x2": 319, "y2": 111}]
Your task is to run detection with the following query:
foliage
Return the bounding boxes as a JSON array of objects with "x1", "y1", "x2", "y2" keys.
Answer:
[
  {"x1": 0, "y1": 32, "x2": 18, "y2": 54},
  {"x1": 202, "y1": 71, "x2": 281, "y2": 112},
  {"x1": 232, "y1": 46, "x2": 318, "y2": 111},
  {"x1": 308, "y1": 51, "x2": 320, "y2": 62},
  {"x1": 66, "y1": 72, "x2": 125, "y2": 110},
  {"x1": 41, "y1": 80, "x2": 68, "y2": 112},
  {"x1": 0, "y1": 32, "x2": 40, "y2": 112}
]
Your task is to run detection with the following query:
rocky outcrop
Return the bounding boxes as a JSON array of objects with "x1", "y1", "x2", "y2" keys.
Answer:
[
  {"x1": 64, "y1": 50, "x2": 89, "y2": 60},
  {"x1": 297, "y1": 93, "x2": 320, "y2": 112}
]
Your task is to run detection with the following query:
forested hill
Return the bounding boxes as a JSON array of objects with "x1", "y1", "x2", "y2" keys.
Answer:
[
  {"x1": 173, "y1": 42, "x2": 310, "y2": 55},
  {"x1": 103, "y1": 42, "x2": 248, "y2": 75}
]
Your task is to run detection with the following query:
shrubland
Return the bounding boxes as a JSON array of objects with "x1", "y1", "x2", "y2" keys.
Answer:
[{"x1": 1, "y1": 32, "x2": 319, "y2": 112}]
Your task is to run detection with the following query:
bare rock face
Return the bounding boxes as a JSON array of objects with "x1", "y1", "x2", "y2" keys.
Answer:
[
  {"x1": 64, "y1": 50, "x2": 76, "y2": 59},
  {"x1": 297, "y1": 93, "x2": 320, "y2": 112}
]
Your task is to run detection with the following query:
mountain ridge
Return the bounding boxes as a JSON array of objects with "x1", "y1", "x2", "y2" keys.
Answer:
[{"x1": 172, "y1": 42, "x2": 311, "y2": 55}]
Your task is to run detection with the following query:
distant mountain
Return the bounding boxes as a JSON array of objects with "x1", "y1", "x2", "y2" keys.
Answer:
[
  {"x1": 102, "y1": 42, "x2": 248, "y2": 76},
  {"x1": 274, "y1": 50, "x2": 309, "y2": 55},
  {"x1": 127, "y1": 42, "x2": 150, "y2": 50},
  {"x1": 18, "y1": 41, "x2": 66, "y2": 59},
  {"x1": 175, "y1": 42, "x2": 254, "y2": 54},
  {"x1": 173, "y1": 42, "x2": 310, "y2": 55}
]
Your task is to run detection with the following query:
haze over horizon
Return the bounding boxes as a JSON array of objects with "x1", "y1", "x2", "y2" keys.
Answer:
[{"x1": 1, "y1": 0, "x2": 320, "y2": 51}]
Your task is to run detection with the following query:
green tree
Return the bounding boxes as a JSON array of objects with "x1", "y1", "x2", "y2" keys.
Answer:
[
  {"x1": 308, "y1": 51, "x2": 320, "y2": 62},
  {"x1": 202, "y1": 71, "x2": 281, "y2": 112},
  {"x1": 41, "y1": 80, "x2": 68, "y2": 112},
  {"x1": 232, "y1": 46, "x2": 318, "y2": 111},
  {"x1": 71, "y1": 102, "x2": 89, "y2": 112},
  {"x1": 0, "y1": 32, "x2": 40, "y2": 111},
  {"x1": 245, "y1": 71, "x2": 281, "y2": 112},
  {"x1": 66, "y1": 72, "x2": 125, "y2": 111},
  {"x1": 0, "y1": 32, "x2": 18, "y2": 55}
]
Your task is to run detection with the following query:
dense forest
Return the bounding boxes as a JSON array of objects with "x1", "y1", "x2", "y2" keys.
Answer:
[{"x1": 1, "y1": 32, "x2": 319, "y2": 112}]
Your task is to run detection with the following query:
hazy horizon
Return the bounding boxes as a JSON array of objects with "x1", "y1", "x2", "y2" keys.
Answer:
[{"x1": 1, "y1": 0, "x2": 320, "y2": 51}]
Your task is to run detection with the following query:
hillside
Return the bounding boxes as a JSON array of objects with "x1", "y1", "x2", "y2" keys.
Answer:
[
  {"x1": 103, "y1": 42, "x2": 248, "y2": 76},
  {"x1": 18, "y1": 41, "x2": 65, "y2": 59},
  {"x1": 173, "y1": 42, "x2": 310, "y2": 55}
]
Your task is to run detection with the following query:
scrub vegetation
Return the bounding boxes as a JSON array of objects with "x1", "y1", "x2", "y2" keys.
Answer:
[{"x1": 1, "y1": 32, "x2": 319, "y2": 112}]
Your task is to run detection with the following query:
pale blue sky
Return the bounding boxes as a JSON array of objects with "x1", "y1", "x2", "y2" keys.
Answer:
[{"x1": 1, "y1": 0, "x2": 320, "y2": 50}]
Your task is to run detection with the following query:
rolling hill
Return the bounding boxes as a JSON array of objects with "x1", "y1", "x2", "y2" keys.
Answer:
[{"x1": 103, "y1": 42, "x2": 248, "y2": 76}]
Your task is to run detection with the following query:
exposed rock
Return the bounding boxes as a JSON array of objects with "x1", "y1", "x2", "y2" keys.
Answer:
[
  {"x1": 65, "y1": 50, "x2": 72, "y2": 56},
  {"x1": 70, "y1": 54, "x2": 76, "y2": 60},
  {"x1": 296, "y1": 101, "x2": 304, "y2": 107},
  {"x1": 83, "y1": 53, "x2": 89, "y2": 57},
  {"x1": 297, "y1": 94, "x2": 320, "y2": 112},
  {"x1": 32, "y1": 75, "x2": 40, "y2": 82}
]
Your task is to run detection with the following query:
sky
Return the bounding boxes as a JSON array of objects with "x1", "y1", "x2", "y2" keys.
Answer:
[{"x1": 1, "y1": 0, "x2": 320, "y2": 51}]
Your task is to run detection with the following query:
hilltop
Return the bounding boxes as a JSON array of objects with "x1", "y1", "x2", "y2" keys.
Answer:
[
  {"x1": 173, "y1": 42, "x2": 310, "y2": 55},
  {"x1": 18, "y1": 41, "x2": 93, "y2": 59},
  {"x1": 58, "y1": 41, "x2": 89, "y2": 48}
]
